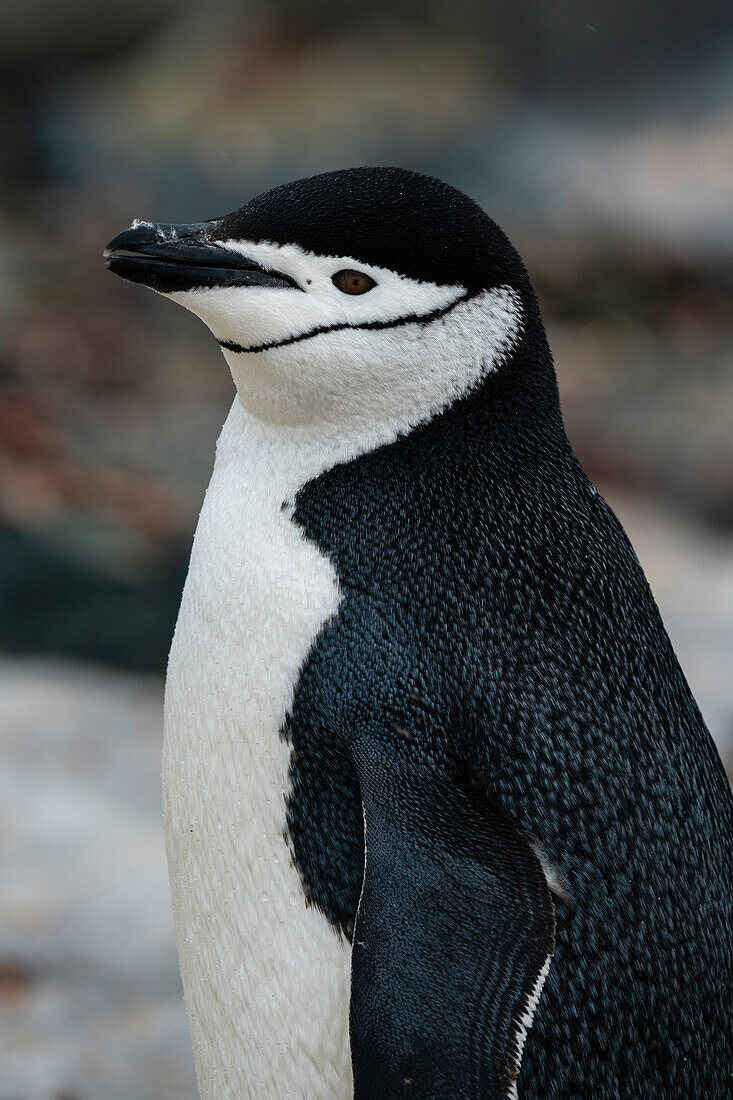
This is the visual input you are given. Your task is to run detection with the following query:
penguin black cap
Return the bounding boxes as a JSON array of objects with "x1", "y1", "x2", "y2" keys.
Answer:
[{"x1": 218, "y1": 167, "x2": 530, "y2": 292}]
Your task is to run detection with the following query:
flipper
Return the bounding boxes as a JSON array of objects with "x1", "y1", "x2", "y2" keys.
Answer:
[{"x1": 350, "y1": 740, "x2": 555, "y2": 1099}]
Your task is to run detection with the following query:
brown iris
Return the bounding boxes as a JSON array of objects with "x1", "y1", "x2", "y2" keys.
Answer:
[{"x1": 332, "y1": 269, "x2": 377, "y2": 295}]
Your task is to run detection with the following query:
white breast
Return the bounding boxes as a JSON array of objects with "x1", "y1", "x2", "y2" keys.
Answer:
[{"x1": 163, "y1": 401, "x2": 353, "y2": 1099}]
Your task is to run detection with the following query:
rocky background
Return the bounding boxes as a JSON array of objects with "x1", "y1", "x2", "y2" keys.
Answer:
[{"x1": 1, "y1": 2, "x2": 731, "y2": 1096}]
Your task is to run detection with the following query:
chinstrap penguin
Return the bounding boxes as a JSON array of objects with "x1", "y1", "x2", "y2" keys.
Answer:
[{"x1": 104, "y1": 167, "x2": 733, "y2": 1100}]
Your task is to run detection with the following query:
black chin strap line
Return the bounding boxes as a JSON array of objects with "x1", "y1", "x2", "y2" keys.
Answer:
[{"x1": 217, "y1": 289, "x2": 473, "y2": 355}]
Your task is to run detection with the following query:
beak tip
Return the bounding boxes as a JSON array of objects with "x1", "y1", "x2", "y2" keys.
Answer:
[{"x1": 102, "y1": 219, "x2": 294, "y2": 293}]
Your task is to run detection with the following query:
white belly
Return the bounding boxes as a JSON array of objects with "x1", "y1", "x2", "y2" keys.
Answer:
[{"x1": 163, "y1": 401, "x2": 353, "y2": 1099}]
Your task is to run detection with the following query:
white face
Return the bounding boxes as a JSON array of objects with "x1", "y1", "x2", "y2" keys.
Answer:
[{"x1": 163, "y1": 238, "x2": 523, "y2": 433}]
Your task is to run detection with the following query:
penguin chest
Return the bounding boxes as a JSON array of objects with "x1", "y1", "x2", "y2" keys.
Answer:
[{"x1": 163, "y1": 413, "x2": 352, "y2": 1099}]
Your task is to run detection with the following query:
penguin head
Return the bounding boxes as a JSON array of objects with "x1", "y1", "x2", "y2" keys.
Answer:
[{"x1": 104, "y1": 168, "x2": 531, "y2": 430}]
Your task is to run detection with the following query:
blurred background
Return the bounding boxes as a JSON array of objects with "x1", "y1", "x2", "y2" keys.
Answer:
[{"x1": 1, "y1": 1, "x2": 731, "y2": 1096}]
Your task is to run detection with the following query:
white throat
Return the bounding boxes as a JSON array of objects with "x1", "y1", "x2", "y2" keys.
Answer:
[
  {"x1": 164, "y1": 237, "x2": 523, "y2": 430},
  {"x1": 222, "y1": 286, "x2": 520, "y2": 428}
]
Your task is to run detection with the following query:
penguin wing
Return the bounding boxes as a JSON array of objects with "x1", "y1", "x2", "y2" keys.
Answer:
[{"x1": 349, "y1": 743, "x2": 555, "y2": 1100}]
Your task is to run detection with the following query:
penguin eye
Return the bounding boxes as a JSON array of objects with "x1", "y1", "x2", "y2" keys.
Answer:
[{"x1": 332, "y1": 269, "x2": 377, "y2": 295}]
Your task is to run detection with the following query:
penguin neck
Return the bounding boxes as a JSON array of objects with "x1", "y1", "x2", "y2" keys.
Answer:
[
  {"x1": 220, "y1": 303, "x2": 563, "y2": 485},
  {"x1": 476, "y1": 310, "x2": 564, "y2": 444},
  {"x1": 220, "y1": 394, "x2": 440, "y2": 484}
]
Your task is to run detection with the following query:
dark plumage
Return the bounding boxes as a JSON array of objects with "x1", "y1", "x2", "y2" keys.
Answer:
[
  {"x1": 269, "y1": 170, "x2": 733, "y2": 1099},
  {"x1": 217, "y1": 166, "x2": 529, "y2": 292}
]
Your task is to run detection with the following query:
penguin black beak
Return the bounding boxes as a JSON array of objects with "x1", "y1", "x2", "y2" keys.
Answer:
[{"x1": 103, "y1": 221, "x2": 301, "y2": 293}]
